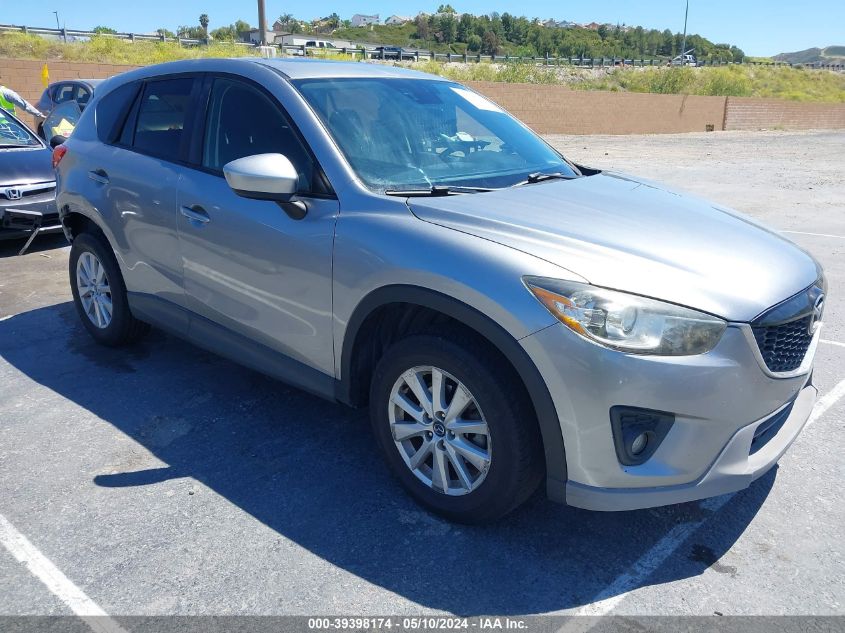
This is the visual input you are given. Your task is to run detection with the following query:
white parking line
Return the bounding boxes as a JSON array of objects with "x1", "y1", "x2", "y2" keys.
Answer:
[
  {"x1": 781, "y1": 230, "x2": 845, "y2": 240},
  {"x1": 821, "y1": 339, "x2": 845, "y2": 349},
  {"x1": 806, "y1": 378, "x2": 845, "y2": 429},
  {"x1": 564, "y1": 377, "x2": 845, "y2": 620},
  {"x1": 565, "y1": 493, "x2": 733, "y2": 619},
  {"x1": 0, "y1": 513, "x2": 127, "y2": 633}
]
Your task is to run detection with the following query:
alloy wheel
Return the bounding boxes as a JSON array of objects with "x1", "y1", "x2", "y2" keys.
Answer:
[
  {"x1": 388, "y1": 366, "x2": 492, "y2": 496},
  {"x1": 76, "y1": 251, "x2": 113, "y2": 329}
]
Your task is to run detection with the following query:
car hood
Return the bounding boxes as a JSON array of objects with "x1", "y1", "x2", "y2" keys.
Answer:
[
  {"x1": 0, "y1": 147, "x2": 54, "y2": 187},
  {"x1": 408, "y1": 173, "x2": 820, "y2": 322}
]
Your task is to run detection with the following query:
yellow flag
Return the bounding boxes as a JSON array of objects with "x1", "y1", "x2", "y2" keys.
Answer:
[{"x1": 41, "y1": 63, "x2": 50, "y2": 88}]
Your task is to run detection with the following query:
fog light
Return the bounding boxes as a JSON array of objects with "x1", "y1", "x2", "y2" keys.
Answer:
[
  {"x1": 630, "y1": 432, "x2": 648, "y2": 455},
  {"x1": 610, "y1": 406, "x2": 675, "y2": 466}
]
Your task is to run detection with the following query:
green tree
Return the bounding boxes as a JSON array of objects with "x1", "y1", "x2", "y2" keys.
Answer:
[
  {"x1": 660, "y1": 29, "x2": 675, "y2": 56},
  {"x1": 457, "y1": 13, "x2": 473, "y2": 41},
  {"x1": 211, "y1": 20, "x2": 250, "y2": 41},
  {"x1": 414, "y1": 14, "x2": 430, "y2": 40},
  {"x1": 199, "y1": 14, "x2": 210, "y2": 37},
  {"x1": 437, "y1": 4, "x2": 456, "y2": 13},
  {"x1": 466, "y1": 33, "x2": 482, "y2": 52},
  {"x1": 92, "y1": 26, "x2": 117, "y2": 34},
  {"x1": 177, "y1": 25, "x2": 205, "y2": 39},
  {"x1": 481, "y1": 30, "x2": 500, "y2": 55}
]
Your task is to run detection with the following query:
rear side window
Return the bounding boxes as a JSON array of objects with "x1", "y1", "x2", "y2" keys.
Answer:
[
  {"x1": 95, "y1": 81, "x2": 141, "y2": 143},
  {"x1": 54, "y1": 84, "x2": 75, "y2": 104},
  {"x1": 133, "y1": 78, "x2": 194, "y2": 160}
]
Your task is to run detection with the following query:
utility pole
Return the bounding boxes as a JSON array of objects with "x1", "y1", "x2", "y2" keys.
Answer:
[
  {"x1": 53, "y1": 11, "x2": 66, "y2": 42},
  {"x1": 257, "y1": 0, "x2": 267, "y2": 46},
  {"x1": 680, "y1": 0, "x2": 689, "y2": 60}
]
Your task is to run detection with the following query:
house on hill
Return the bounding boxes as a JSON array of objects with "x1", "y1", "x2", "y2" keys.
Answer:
[
  {"x1": 352, "y1": 14, "x2": 380, "y2": 27},
  {"x1": 385, "y1": 15, "x2": 411, "y2": 25}
]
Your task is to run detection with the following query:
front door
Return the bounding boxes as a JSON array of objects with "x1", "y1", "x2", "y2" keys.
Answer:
[{"x1": 176, "y1": 76, "x2": 338, "y2": 378}]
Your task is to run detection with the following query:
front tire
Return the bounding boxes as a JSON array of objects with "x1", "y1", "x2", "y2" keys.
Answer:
[
  {"x1": 69, "y1": 232, "x2": 149, "y2": 346},
  {"x1": 370, "y1": 333, "x2": 543, "y2": 523}
]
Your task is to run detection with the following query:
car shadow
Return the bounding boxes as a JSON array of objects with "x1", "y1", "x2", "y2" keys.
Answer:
[
  {"x1": 0, "y1": 302, "x2": 775, "y2": 615},
  {"x1": 0, "y1": 232, "x2": 68, "y2": 258}
]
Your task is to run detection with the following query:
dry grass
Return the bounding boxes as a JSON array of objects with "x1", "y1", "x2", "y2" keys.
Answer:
[
  {"x1": 0, "y1": 32, "x2": 258, "y2": 65},
  {"x1": 3, "y1": 32, "x2": 843, "y2": 102}
]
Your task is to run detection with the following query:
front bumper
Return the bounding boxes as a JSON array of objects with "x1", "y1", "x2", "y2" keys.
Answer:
[
  {"x1": 521, "y1": 322, "x2": 817, "y2": 511},
  {"x1": 0, "y1": 193, "x2": 58, "y2": 240},
  {"x1": 565, "y1": 381, "x2": 815, "y2": 510}
]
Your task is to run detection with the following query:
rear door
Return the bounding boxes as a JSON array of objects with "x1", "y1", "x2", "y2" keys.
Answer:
[
  {"x1": 81, "y1": 74, "x2": 202, "y2": 331},
  {"x1": 175, "y1": 74, "x2": 338, "y2": 377}
]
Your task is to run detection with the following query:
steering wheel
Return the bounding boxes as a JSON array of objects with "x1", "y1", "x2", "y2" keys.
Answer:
[{"x1": 434, "y1": 133, "x2": 472, "y2": 163}]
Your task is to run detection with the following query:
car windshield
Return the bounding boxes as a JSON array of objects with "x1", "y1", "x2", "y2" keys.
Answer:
[
  {"x1": 292, "y1": 77, "x2": 577, "y2": 192},
  {"x1": 0, "y1": 111, "x2": 40, "y2": 148}
]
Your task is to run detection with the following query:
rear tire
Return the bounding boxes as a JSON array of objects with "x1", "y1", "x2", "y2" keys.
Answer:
[
  {"x1": 69, "y1": 231, "x2": 149, "y2": 346},
  {"x1": 370, "y1": 333, "x2": 543, "y2": 523}
]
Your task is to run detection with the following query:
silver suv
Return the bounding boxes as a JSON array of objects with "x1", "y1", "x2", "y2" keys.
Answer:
[{"x1": 56, "y1": 59, "x2": 825, "y2": 522}]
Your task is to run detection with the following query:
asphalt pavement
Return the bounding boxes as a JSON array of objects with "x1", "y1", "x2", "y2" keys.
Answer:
[{"x1": 0, "y1": 130, "x2": 842, "y2": 620}]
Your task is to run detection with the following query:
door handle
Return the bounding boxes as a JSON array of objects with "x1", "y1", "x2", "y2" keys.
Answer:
[
  {"x1": 180, "y1": 205, "x2": 210, "y2": 224},
  {"x1": 88, "y1": 169, "x2": 109, "y2": 185}
]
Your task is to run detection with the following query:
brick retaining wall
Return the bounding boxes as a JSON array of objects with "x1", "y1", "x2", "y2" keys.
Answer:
[
  {"x1": 466, "y1": 81, "x2": 727, "y2": 134},
  {"x1": 0, "y1": 58, "x2": 139, "y2": 128},
  {"x1": 723, "y1": 96, "x2": 845, "y2": 131},
  {"x1": 2, "y1": 58, "x2": 844, "y2": 134}
]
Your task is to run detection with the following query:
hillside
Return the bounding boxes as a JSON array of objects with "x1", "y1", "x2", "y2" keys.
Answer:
[
  {"x1": 774, "y1": 46, "x2": 845, "y2": 65},
  {"x1": 314, "y1": 13, "x2": 746, "y2": 62}
]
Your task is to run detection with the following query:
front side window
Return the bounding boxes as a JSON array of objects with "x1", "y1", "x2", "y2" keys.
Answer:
[
  {"x1": 202, "y1": 78, "x2": 314, "y2": 191},
  {"x1": 133, "y1": 77, "x2": 194, "y2": 160},
  {"x1": 293, "y1": 77, "x2": 576, "y2": 191}
]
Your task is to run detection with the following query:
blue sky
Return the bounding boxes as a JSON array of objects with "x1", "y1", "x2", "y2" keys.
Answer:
[{"x1": 5, "y1": 1, "x2": 842, "y2": 56}]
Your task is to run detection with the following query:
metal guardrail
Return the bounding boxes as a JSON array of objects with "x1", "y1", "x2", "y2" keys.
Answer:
[
  {"x1": 3, "y1": 24, "x2": 843, "y2": 71},
  {"x1": 281, "y1": 45, "x2": 845, "y2": 71},
  {"x1": 0, "y1": 23, "x2": 252, "y2": 47}
]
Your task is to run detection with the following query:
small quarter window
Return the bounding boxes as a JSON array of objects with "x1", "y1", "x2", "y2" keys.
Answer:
[{"x1": 95, "y1": 81, "x2": 141, "y2": 144}]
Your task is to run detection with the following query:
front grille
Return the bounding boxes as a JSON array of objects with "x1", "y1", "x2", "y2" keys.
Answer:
[
  {"x1": 1, "y1": 183, "x2": 55, "y2": 200},
  {"x1": 750, "y1": 282, "x2": 825, "y2": 374},
  {"x1": 751, "y1": 316, "x2": 813, "y2": 373}
]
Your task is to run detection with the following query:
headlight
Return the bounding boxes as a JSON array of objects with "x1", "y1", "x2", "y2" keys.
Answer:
[{"x1": 524, "y1": 277, "x2": 726, "y2": 355}]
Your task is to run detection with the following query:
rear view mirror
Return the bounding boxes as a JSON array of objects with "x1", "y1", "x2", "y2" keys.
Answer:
[
  {"x1": 49, "y1": 135, "x2": 67, "y2": 149},
  {"x1": 223, "y1": 153, "x2": 299, "y2": 203}
]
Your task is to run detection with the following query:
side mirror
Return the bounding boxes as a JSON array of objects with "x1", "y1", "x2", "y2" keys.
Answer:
[
  {"x1": 49, "y1": 135, "x2": 67, "y2": 149},
  {"x1": 223, "y1": 153, "x2": 300, "y2": 202},
  {"x1": 223, "y1": 153, "x2": 306, "y2": 220}
]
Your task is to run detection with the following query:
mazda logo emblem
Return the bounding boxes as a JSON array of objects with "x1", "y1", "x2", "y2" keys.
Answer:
[
  {"x1": 4, "y1": 188, "x2": 22, "y2": 200},
  {"x1": 809, "y1": 294, "x2": 825, "y2": 335}
]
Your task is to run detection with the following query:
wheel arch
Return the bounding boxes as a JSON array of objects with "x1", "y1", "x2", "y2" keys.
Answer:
[
  {"x1": 338, "y1": 284, "x2": 568, "y2": 499},
  {"x1": 60, "y1": 207, "x2": 108, "y2": 243}
]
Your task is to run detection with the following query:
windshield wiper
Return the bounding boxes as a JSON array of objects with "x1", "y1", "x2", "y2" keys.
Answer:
[
  {"x1": 513, "y1": 172, "x2": 579, "y2": 187},
  {"x1": 384, "y1": 185, "x2": 497, "y2": 197}
]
